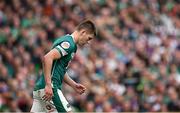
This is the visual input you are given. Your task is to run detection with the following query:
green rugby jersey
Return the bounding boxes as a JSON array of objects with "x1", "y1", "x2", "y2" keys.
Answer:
[{"x1": 34, "y1": 34, "x2": 77, "y2": 91}]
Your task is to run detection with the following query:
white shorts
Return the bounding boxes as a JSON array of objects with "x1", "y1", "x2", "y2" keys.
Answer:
[{"x1": 30, "y1": 88, "x2": 72, "y2": 112}]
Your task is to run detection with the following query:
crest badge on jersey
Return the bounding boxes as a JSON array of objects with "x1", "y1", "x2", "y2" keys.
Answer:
[{"x1": 61, "y1": 42, "x2": 70, "y2": 49}]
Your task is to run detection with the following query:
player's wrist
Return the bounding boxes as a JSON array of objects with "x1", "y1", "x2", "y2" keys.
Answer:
[{"x1": 72, "y1": 82, "x2": 78, "y2": 88}]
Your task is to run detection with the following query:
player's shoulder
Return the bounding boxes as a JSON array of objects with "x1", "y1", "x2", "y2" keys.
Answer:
[
  {"x1": 53, "y1": 34, "x2": 75, "y2": 50},
  {"x1": 54, "y1": 34, "x2": 71, "y2": 42},
  {"x1": 62, "y1": 34, "x2": 74, "y2": 43}
]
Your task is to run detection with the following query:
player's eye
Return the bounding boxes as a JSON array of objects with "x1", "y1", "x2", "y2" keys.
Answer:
[{"x1": 88, "y1": 37, "x2": 93, "y2": 40}]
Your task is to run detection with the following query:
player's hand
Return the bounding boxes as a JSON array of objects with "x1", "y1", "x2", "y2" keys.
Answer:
[
  {"x1": 43, "y1": 85, "x2": 53, "y2": 101},
  {"x1": 73, "y1": 83, "x2": 86, "y2": 95}
]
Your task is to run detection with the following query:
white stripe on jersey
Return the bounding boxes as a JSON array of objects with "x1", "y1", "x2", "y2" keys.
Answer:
[
  {"x1": 56, "y1": 45, "x2": 68, "y2": 56},
  {"x1": 57, "y1": 89, "x2": 72, "y2": 112}
]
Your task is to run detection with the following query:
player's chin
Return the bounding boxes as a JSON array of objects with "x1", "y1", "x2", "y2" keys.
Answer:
[
  {"x1": 83, "y1": 43, "x2": 89, "y2": 47},
  {"x1": 79, "y1": 43, "x2": 86, "y2": 47}
]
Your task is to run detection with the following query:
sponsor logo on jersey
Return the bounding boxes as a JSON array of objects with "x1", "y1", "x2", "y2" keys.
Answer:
[{"x1": 61, "y1": 42, "x2": 70, "y2": 49}]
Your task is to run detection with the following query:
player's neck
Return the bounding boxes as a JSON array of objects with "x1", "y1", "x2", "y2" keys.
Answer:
[{"x1": 71, "y1": 31, "x2": 78, "y2": 44}]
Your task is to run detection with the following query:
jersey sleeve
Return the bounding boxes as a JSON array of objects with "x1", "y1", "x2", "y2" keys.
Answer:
[{"x1": 54, "y1": 41, "x2": 73, "y2": 57}]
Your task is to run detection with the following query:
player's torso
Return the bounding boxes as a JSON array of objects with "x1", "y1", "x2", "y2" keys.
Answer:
[
  {"x1": 51, "y1": 51, "x2": 76, "y2": 89},
  {"x1": 34, "y1": 35, "x2": 77, "y2": 90}
]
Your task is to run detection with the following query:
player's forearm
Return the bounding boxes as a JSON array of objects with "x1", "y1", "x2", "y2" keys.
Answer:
[
  {"x1": 42, "y1": 56, "x2": 53, "y2": 86},
  {"x1": 63, "y1": 73, "x2": 76, "y2": 88}
]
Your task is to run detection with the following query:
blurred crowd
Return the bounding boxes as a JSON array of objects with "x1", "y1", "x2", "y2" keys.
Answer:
[{"x1": 0, "y1": 0, "x2": 180, "y2": 112}]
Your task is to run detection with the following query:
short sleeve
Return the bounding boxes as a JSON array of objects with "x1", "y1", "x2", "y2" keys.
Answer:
[{"x1": 54, "y1": 41, "x2": 73, "y2": 57}]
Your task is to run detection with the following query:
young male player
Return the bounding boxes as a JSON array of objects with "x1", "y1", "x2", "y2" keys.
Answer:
[{"x1": 30, "y1": 20, "x2": 97, "y2": 113}]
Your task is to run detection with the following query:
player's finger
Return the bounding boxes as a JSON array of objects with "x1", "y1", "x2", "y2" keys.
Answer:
[
  {"x1": 83, "y1": 87, "x2": 86, "y2": 91},
  {"x1": 42, "y1": 95, "x2": 47, "y2": 99},
  {"x1": 81, "y1": 88, "x2": 85, "y2": 92},
  {"x1": 42, "y1": 96, "x2": 47, "y2": 101},
  {"x1": 81, "y1": 86, "x2": 86, "y2": 90},
  {"x1": 80, "y1": 84, "x2": 85, "y2": 88},
  {"x1": 80, "y1": 91, "x2": 84, "y2": 94},
  {"x1": 45, "y1": 96, "x2": 51, "y2": 101},
  {"x1": 42, "y1": 95, "x2": 45, "y2": 99},
  {"x1": 77, "y1": 84, "x2": 84, "y2": 88},
  {"x1": 42, "y1": 94, "x2": 51, "y2": 101},
  {"x1": 80, "y1": 90, "x2": 85, "y2": 94},
  {"x1": 83, "y1": 89, "x2": 85, "y2": 92},
  {"x1": 47, "y1": 95, "x2": 53, "y2": 101},
  {"x1": 43, "y1": 95, "x2": 49, "y2": 100}
]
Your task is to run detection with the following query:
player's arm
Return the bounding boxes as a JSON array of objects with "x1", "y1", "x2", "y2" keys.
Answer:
[
  {"x1": 64, "y1": 73, "x2": 86, "y2": 95},
  {"x1": 42, "y1": 48, "x2": 61, "y2": 101},
  {"x1": 43, "y1": 48, "x2": 61, "y2": 86},
  {"x1": 63, "y1": 73, "x2": 77, "y2": 88}
]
